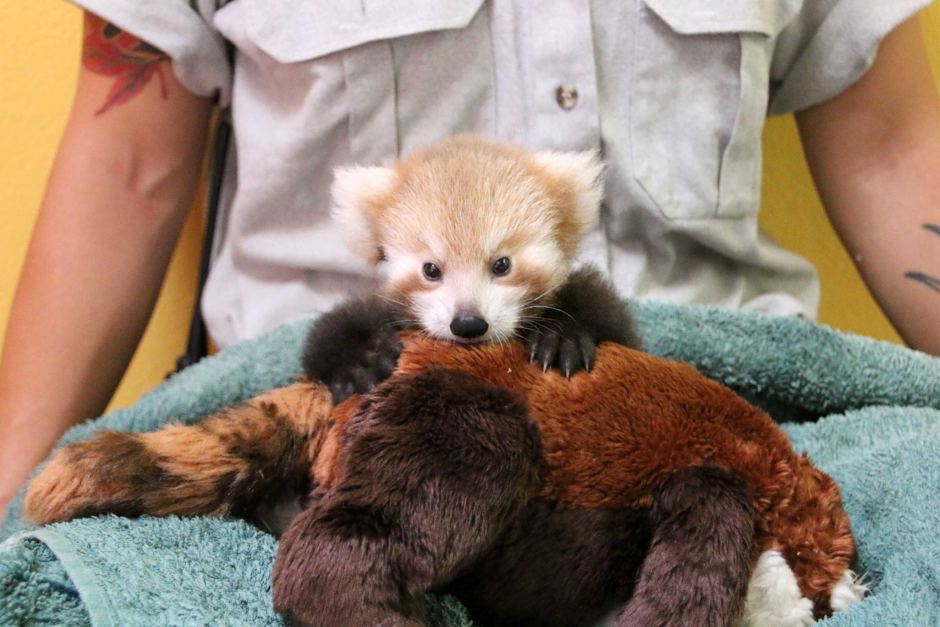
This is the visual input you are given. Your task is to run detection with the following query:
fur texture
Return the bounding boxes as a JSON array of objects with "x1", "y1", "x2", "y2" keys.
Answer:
[
  {"x1": 744, "y1": 550, "x2": 815, "y2": 626},
  {"x1": 323, "y1": 136, "x2": 636, "y2": 383},
  {"x1": 301, "y1": 296, "x2": 405, "y2": 403},
  {"x1": 25, "y1": 383, "x2": 331, "y2": 522},
  {"x1": 303, "y1": 266, "x2": 639, "y2": 402},
  {"x1": 524, "y1": 266, "x2": 641, "y2": 374},
  {"x1": 26, "y1": 335, "x2": 859, "y2": 626},
  {"x1": 619, "y1": 466, "x2": 754, "y2": 626},
  {"x1": 391, "y1": 336, "x2": 857, "y2": 621},
  {"x1": 273, "y1": 369, "x2": 544, "y2": 626}
]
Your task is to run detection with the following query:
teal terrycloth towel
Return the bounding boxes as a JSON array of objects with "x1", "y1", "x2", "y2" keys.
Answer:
[{"x1": 2, "y1": 301, "x2": 939, "y2": 626}]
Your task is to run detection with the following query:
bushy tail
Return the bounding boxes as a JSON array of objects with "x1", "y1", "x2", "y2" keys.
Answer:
[
  {"x1": 24, "y1": 382, "x2": 333, "y2": 524},
  {"x1": 760, "y1": 454, "x2": 859, "y2": 620}
]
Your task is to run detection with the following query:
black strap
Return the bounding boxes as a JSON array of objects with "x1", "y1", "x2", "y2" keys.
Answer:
[{"x1": 173, "y1": 114, "x2": 232, "y2": 374}]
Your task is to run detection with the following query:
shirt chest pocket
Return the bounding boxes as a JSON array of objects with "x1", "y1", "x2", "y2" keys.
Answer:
[
  {"x1": 632, "y1": 0, "x2": 784, "y2": 220},
  {"x1": 240, "y1": 0, "x2": 492, "y2": 165}
]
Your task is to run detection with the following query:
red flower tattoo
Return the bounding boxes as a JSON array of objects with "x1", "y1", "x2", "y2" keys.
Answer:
[{"x1": 82, "y1": 14, "x2": 169, "y2": 116}]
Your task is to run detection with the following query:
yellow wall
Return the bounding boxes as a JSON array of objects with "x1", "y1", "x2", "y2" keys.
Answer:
[
  {"x1": 0, "y1": 1, "x2": 938, "y2": 413},
  {"x1": 0, "y1": 0, "x2": 203, "y2": 411},
  {"x1": 760, "y1": 3, "x2": 940, "y2": 345}
]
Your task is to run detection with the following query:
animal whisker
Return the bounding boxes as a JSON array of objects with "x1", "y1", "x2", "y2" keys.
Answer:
[{"x1": 524, "y1": 304, "x2": 576, "y2": 323}]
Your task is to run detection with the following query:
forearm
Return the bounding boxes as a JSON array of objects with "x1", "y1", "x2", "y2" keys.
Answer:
[
  {"x1": 804, "y1": 132, "x2": 940, "y2": 356},
  {"x1": 795, "y1": 15, "x2": 940, "y2": 356},
  {"x1": 0, "y1": 13, "x2": 212, "y2": 509},
  {"x1": 0, "y1": 125, "x2": 205, "y2": 507}
]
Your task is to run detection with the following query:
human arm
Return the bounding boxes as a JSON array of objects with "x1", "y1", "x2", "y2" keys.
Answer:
[
  {"x1": 0, "y1": 13, "x2": 212, "y2": 516},
  {"x1": 795, "y1": 15, "x2": 940, "y2": 356}
]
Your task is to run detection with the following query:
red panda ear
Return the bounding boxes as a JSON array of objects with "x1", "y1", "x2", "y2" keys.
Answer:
[
  {"x1": 530, "y1": 151, "x2": 604, "y2": 234},
  {"x1": 330, "y1": 166, "x2": 398, "y2": 264}
]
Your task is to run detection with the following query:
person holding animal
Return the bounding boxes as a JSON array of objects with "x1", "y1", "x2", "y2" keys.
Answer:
[
  {"x1": 23, "y1": 136, "x2": 868, "y2": 626},
  {"x1": 2, "y1": 0, "x2": 939, "y2": 613}
]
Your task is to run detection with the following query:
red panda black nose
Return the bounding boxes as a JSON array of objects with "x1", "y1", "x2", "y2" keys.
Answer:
[{"x1": 450, "y1": 314, "x2": 489, "y2": 339}]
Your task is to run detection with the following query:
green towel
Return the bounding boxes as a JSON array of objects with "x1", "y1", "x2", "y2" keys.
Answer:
[{"x1": 2, "y1": 302, "x2": 939, "y2": 626}]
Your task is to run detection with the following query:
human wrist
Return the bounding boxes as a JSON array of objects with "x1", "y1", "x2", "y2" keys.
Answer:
[{"x1": 0, "y1": 412, "x2": 60, "y2": 505}]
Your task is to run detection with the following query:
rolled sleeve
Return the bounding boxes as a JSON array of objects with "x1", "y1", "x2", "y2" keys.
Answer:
[
  {"x1": 72, "y1": 0, "x2": 232, "y2": 105},
  {"x1": 768, "y1": 0, "x2": 932, "y2": 115}
]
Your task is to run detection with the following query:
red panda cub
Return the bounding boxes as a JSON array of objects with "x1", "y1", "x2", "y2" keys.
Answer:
[{"x1": 303, "y1": 136, "x2": 640, "y2": 402}]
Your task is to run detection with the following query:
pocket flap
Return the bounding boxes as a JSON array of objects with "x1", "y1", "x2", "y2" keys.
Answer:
[
  {"x1": 642, "y1": 0, "x2": 794, "y2": 37},
  {"x1": 243, "y1": 0, "x2": 486, "y2": 63}
]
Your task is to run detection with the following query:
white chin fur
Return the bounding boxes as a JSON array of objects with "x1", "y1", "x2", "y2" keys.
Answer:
[{"x1": 414, "y1": 287, "x2": 521, "y2": 345}]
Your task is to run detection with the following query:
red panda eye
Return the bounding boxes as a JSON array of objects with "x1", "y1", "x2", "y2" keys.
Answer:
[
  {"x1": 491, "y1": 257, "x2": 511, "y2": 276},
  {"x1": 422, "y1": 262, "x2": 442, "y2": 281}
]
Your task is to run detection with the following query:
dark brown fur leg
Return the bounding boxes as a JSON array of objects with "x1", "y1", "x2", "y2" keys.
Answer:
[
  {"x1": 616, "y1": 466, "x2": 754, "y2": 627},
  {"x1": 449, "y1": 502, "x2": 651, "y2": 627},
  {"x1": 24, "y1": 382, "x2": 332, "y2": 523},
  {"x1": 272, "y1": 368, "x2": 544, "y2": 627},
  {"x1": 302, "y1": 296, "x2": 406, "y2": 403}
]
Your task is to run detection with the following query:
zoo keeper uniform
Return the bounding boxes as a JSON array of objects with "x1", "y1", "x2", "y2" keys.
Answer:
[{"x1": 67, "y1": 0, "x2": 931, "y2": 348}]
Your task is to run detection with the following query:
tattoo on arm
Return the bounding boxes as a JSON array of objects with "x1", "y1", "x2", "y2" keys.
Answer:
[
  {"x1": 904, "y1": 224, "x2": 940, "y2": 294},
  {"x1": 82, "y1": 13, "x2": 169, "y2": 116}
]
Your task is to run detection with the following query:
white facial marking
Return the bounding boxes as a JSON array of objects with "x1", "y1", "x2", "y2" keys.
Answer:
[
  {"x1": 330, "y1": 166, "x2": 397, "y2": 261},
  {"x1": 393, "y1": 259, "x2": 532, "y2": 344},
  {"x1": 530, "y1": 150, "x2": 604, "y2": 232},
  {"x1": 384, "y1": 245, "x2": 422, "y2": 281},
  {"x1": 477, "y1": 281, "x2": 529, "y2": 343},
  {"x1": 412, "y1": 288, "x2": 454, "y2": 340},
  {"x1": 741, "y1": 550, "x2": 814, "y2": 627},
  {"x1": 522, "y1": 240, "x2": 565, "y2": 284}
]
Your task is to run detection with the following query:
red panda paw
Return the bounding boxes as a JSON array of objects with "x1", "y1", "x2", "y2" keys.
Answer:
[
  {"x1": 325, "y1": 328, "x2": 402, "y2": 404},
  {"x1": 524, "y1": 326, "x2": 596, "y2": 378}
]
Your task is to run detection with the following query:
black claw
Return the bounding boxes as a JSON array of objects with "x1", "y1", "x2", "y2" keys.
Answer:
[
  {"x1": 537, "y1": 332, "x2": 560, "y2": 371},
  {"x1": 524, "y1": 323, "x2": 599, "y2": 377},
  {"x1": 526, "y1": 334, "x2": 541, "y2": 363},
  {"x1": 578, "y1": 333, "x2": 597, "y2": 372},
  {"x1": 559, "y1": 337, "x2": 579, "y2": 378}
]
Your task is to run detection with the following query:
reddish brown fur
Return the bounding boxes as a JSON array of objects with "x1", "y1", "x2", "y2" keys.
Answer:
[
  {"x1": 25, "y1": 382, "x2": 333, "y2": 524},
  {"x1": 26, "y1": 336, "x2": 853, "y2": 618},
  {"x1": 360, "y1": 334, "x2": 856, "y2": 615}
]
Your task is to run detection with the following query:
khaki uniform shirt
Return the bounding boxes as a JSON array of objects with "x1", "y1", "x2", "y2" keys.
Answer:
[{"x1": 74, "y1": 0, "x2": 931, "y2": 348}]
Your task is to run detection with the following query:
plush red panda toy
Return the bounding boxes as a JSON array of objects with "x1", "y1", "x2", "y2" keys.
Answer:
[{"x1": 25, "y1": 137, "x2": 865, "y2": 627}]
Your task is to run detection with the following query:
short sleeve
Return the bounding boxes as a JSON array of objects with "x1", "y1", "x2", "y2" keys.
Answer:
[
  {"x1": 72, "y1": 0, "x2": 232, "y2": 106},
  {"x1": 768, "y1": 0, "x2": 932, "y2": 115}
]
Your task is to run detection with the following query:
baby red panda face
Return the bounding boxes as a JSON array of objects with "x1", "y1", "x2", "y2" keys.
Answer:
[{"x1": 331, "y1": 136, "x2": 603, "y2": 343}]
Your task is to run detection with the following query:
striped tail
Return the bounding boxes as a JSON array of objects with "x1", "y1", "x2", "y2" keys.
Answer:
[{"x1": 24, "y1": 382, "x2": 333, "y2": 524}]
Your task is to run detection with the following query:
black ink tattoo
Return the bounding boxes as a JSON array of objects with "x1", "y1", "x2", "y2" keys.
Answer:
[
  {"x1": 904, "y1": 224, "x2": 940, "y2": 294},
  {"x1": 923, "y1": 224, "x2": 940, "y2": 237}
]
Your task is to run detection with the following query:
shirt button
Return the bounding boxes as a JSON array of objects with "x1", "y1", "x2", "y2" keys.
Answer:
[{"x1": 555, "y1": 84, "x2": 578, "y2": 111}]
